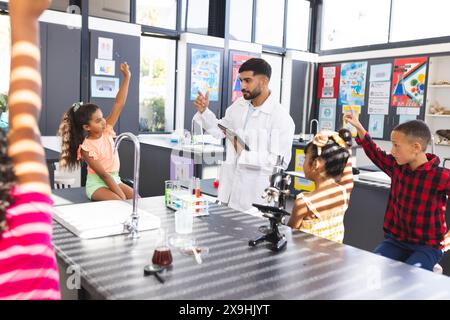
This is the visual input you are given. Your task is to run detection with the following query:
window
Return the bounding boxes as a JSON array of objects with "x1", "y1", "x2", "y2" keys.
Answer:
[
  {"x1": 139, "y1": 36, "x2": 176, "y2": 133},
  {"x1": 286, "y1": 0, "x2": 310, "y2": 51},
  {"x1": 262, "y1": 53, "x2": 283, "y2": 103},
  {"x1": 186, "y1": 0, "x2": 209, "y2": 35},
  {"x1": 0, "y1": 15, "x2": 10, "y2": 97},
  {"x1": 89, "y1": 0, "x2": 130, "y2": 23},
  {"x1": 255, "y1": 0, "x2": 285, "y2": 47},
  {"x1": 320, "y1": 0, "x2": 390, "y2": 50},
  {"x1": 229, "y1": 0, "x2": 253, "y2": 42},
  {"x1": 136, "y1": 0, "x2": 177, "y2": 29},
  {"x1": 390, "y1": 0, "x2": 450, "y2": 42}
]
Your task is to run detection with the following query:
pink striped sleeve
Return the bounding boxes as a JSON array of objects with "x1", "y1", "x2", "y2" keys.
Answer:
[{"x1": 0, "y1": 188, "x2": 61, "y2": 300}]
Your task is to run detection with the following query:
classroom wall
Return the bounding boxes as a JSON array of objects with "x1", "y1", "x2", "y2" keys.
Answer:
[{"x1": 38, "y1": 11, "x2": 82, "y2": 136}]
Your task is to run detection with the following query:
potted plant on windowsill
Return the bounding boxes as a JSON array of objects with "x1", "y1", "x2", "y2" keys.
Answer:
[{"x1": 0, "y1": 93, "x2": 8, "y2": 132}]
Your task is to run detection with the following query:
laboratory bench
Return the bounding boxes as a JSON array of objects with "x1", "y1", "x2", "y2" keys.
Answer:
[{"x1": 51, "y1": 189, "x2": 450, "y2": 300}]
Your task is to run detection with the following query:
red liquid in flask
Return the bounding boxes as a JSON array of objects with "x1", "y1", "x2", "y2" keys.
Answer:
[{"x1": 152, "y1": 246, "x2": 173, "y2": 267}]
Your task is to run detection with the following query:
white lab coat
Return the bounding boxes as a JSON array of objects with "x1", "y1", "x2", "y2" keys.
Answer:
[{"x1": 193, "y1": 93, "x2": 295, "y2": 212}]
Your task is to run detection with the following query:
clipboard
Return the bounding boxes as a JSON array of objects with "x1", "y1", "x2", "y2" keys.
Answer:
[{"x1": 218, "y1": 123, "x2": 250, "y2": 151}]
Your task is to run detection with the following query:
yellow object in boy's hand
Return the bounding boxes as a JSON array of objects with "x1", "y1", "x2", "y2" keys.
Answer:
[{"x1": 344, "y1": 112, "x2": 359, "y2": 128}]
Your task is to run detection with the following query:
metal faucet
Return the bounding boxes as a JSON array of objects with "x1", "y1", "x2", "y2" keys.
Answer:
[
  {"x1": 114, "y1": 132, "x2": 141, "y2": 240},
  {"x1": 191, "y1": 117, "x2": 205, "y2": 146},
  {"x1": 309, "y1": 118, "x2": 319, "y2": 136}
]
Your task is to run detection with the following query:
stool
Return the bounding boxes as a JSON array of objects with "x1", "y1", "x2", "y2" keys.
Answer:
[
  {"x1": 54, "y1": 171, "x2": 76, "y2": 189},
  {"x1": 433, "y1": 264, "x2": 443, "y2": 274}
]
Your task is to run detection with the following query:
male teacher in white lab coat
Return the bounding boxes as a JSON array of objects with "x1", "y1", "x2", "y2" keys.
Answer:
[{"x1": 193, "y1": 58, "x2": 295, "y2": 212}]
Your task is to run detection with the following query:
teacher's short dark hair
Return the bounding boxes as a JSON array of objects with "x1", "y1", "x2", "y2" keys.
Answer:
[{"x1": 239, "y1": 58, "x2": 272, "y2": 80}]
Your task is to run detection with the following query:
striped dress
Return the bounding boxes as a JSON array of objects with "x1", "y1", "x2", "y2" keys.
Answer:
[
  {"x1": 298, "y1": 185, "x2": 348, "y2": 243},
  {"x1": 0, "y1": 187, "x2": 61, "y2": 300}
]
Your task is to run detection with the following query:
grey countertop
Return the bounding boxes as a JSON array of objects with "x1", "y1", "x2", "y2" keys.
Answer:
[{"x1": 51, "y1": 191, "x2": 450, "y2": 300}]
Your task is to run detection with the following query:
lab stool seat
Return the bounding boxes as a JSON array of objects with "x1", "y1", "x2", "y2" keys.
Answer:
[{"x1": 54, "y1": 171, "x2": 76, "y2": 189}]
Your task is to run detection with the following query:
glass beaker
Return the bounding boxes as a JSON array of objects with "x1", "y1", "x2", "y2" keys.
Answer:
[
  {"x1": 151, "y1": 228, "x2": 173, "y2": 267},
  {"x1": 175, "y1": 203, "x2": 193, "y2": 235}
]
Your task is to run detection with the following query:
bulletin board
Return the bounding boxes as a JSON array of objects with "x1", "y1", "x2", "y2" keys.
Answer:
[{"x1": 315, "y1": 55, "x2": 428, "y2": 141}]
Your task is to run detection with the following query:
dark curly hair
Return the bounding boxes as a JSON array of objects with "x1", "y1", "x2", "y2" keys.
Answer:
[
  {"x1": 0, "y1": 128, "x2": 17, "y2": 237},
  {"x1": 305, "y1": 128, "x2": 353, "y2": 181},
  {"x1": 58, "y1": 103, "x2": 99, "y2": 170}
]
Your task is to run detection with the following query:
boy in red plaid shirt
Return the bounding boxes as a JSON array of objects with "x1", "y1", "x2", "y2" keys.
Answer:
[{"x1": 345, "y1": 113, "x2": 450, "y2": 271}]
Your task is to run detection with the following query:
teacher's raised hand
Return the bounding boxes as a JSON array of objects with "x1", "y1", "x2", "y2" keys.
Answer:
[{"x1": 193, "y1": 90, "x2": 209, "y2": 114}]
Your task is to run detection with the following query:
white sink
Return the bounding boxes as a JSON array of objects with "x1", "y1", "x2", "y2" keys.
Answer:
[{"x1": 53, "y1": 200, "x2": 161, "y2": 239}]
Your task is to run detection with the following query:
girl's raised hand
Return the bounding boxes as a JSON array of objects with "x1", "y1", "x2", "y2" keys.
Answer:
[{"x1": 120, "y1": 62, "x2": 131, "y2": 78}]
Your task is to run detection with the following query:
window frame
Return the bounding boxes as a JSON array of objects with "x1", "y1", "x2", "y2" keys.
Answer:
[
  {"x1": 317, "y1": 0, "x2": 450, "y2": 55},
  {"x1": 138, "y1": 33, "x2": 178, "y2": 134}
]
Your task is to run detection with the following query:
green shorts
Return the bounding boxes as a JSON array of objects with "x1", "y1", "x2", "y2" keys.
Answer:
[{"x1": 86, "y1": 172, "x2": 122, "y2": 200}]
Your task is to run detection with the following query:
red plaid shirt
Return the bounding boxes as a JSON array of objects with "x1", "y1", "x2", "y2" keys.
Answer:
[{"x1": 356, "y1": 133, "x2": 450, "y2": 250}]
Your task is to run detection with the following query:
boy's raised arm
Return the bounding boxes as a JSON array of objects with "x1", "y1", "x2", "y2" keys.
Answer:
[{"x1": 344, "y1": 112, "x2": 396, "y2": 177}]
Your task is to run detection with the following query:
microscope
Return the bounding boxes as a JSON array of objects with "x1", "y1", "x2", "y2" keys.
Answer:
[{"x1": 248, "y1": 156, "x2": 292, "y2": 252}]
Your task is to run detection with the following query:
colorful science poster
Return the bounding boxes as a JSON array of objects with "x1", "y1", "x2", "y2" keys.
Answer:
[
  {"x1": 317, "y1": 65, "x2": 340, "y2": 99},
  {"x1": 231, "y1": 53, "x2": 258, "y2": 102},
  {"x1": 190, "y1": 48, "x2": 221, "y2": 101},
  {"x1": 368, "y1": 114, "x2": 385, "y2": 139},
  {"x1": 391, "y1": 57, "x2": 427, "y2": 108},
  {"x1": 339, "y1": 61, "x2": 368, "y2": 106},
  {"x1": 318, "y1": 98, "x2": 337, "y2": 131}
]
